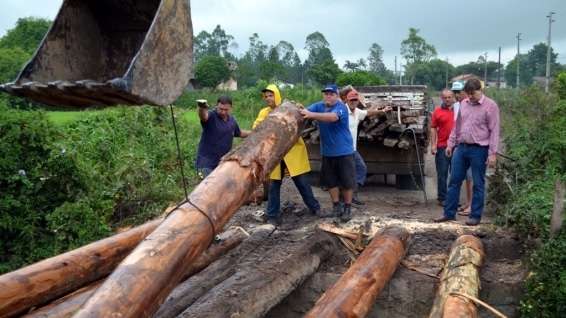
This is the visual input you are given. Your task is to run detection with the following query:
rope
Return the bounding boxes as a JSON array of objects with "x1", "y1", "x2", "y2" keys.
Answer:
[{"x1": 169, "y1": 105, "x2": 189, "y2": 199}]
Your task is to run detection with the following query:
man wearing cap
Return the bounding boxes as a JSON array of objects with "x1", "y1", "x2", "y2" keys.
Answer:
[
  {"x1": 300, "y1": 84, "x2": 355, "y2": 222},
  {"x1": 430, "y1": 89, "x2": 456, "y2": 206},
  {"x1": 435, "y1": 78, "x2": 500, "y2": 226},
  {"x1": 253, "y1": 84, "x2": 321, "y2": 226},
  {"x1": 196, "y1": 95, "x2": 250, "y2": 178},
  {"x1": 342, "y1": 87, "x2": 392, "y2": 205}
]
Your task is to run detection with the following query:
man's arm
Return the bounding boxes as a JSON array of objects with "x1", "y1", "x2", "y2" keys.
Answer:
[
  {"x1": 487, "y1": 103, "x2": 500, "y2": 168},
  {"x1": 198, "y1": 105, "x2": 209, "y2": 122},
  {"x1": 366, "y1": 106, "x2": 393, "y2": 118},
  {"x1": 239, "y1": 130, "x2": 251, "y2": 138},
  {"x1": 300, "y1": 109, "x2": 339, "y2": 122},
  {"x1": 430, "y1": 127, "x2": 438, "y2": 155},
  {"x1": 446, "y1": 110, "x2": 461, "y2": 157}
]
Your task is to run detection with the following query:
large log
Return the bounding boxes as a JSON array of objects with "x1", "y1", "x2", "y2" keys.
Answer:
[
  {"x1": 23, "y1": 227, "x2": 248, "y2": 318},
  {"x1": 428, "y1": 235, "x2": 485, "y2": 318},
  {"x1": 305, "y1": 227, "x2": 410, "y2": 318},
  {"x1": 73, "y1": 102, "x2": 304, "y2": 318},
  {"x1": 154, "y1": 225, "x2": 275, "y2": 318},
  {"x1": 0, "y1": 219, "x2": 162, "y2": 318},
  {"x1": 177, "y1": 231, "x2": 338, "y2": 318}
]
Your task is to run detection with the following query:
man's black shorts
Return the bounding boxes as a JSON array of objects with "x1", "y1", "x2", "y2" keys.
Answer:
[{"x1": 321, "y1": 154, "x2": 356, "y2": 189}]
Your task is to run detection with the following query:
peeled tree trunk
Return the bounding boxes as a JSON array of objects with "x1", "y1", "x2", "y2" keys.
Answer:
[
  {"x1": 23, "y1": 227, "x2": 248, "y2": 318},
  {"x1": 0, "y1": 219, "x2": 162, "y2": 318},
  {"x1": 73, "y1": 102, "x2": 304, "y2": 318},
  {"x1": 429, "y1": 235, "x2": 485, "y2": 318},
  {"x1": 305, "y1": 227, "x2": 410, "y2": 318}
]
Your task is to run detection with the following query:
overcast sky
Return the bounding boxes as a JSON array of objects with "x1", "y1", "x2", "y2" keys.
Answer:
[{"x1": 1, "y1": 0, "x2": 565, "y2": 70}]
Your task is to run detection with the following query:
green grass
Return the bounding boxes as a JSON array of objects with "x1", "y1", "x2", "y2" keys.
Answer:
[{"x1": 46, "y1": 111, "x2": 89, "y2": 126}]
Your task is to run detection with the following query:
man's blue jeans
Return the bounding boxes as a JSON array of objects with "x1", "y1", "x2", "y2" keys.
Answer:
[
  {"x1": 444, "y1": 144, "x2": 489, "y2": 220},
  {"x1": 435, "y1": 147, "x2": 451, "y2": 201},
  {"x1": 266, "y1": 173, "x2": 320, "y2": 218},
  {"x1": 353, "y1": 151, "x2": 367, "y2": 187}
]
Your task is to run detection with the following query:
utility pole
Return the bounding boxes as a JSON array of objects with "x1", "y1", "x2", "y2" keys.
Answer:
[
  {"x1": 399, "y1": 64, "x2": 403, "y2": 85},
  {"x1": 545, "y1": 11, "x2": 555, "y2": 93},
  {"x1": 483, "y1": 52, "x2": 488, "y2": 85},
  {"x1": 516, "y1": 33, "x2": 521, "y2": 89},
  {"x1": 497, "y1": 47, "x2": 502, "y2": 89},
  {"x1": 394, "y1": 56, "x2": 398, "y2": 85}
]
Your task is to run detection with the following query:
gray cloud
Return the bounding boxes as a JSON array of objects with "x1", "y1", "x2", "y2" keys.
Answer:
[{"x1": 2, "y1": 0, "x2": 565, "y2": 68}]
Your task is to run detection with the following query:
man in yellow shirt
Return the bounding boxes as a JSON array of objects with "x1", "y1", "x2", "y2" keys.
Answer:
[{"x1": 253, "y1": 84, "x2": 321, "y2": 226}]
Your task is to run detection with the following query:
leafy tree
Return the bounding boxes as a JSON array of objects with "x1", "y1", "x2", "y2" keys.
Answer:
[
  {"x1": 308, "y1": 59, "x2": 342, "y2": 86},
  {"x1": 234, "y1": 33, "x2": 269, "y2": 87},
  {"x1": 504, "y1": 54, "x2": 529, "y2": 88},
  {"x1": 305, "y1": 31, "x2": 329, "y2": 54},
  {"x1": 368, "y1": 43, "x2": 386, "y2": 74},
  {"x1": 194, "y1": 56, "x2": 230, "y2": 88},
  {"x1": 411, "y1": 59, "x2": 456, "y2": 90},
  {"x1": 456, "y1": 59, "x2": 500, "y2": 81},
  {"x1": 0, "y1": 17, "x2": 51, "y2": 54},
  {"x1": 400, "y1": 28, "x2": 437, "y2": 83},
  {"x1": 336, "y1": 71, "x2": 386, "y2": 87},
  {"x1": 259, "y1": 47, "x2": 284, "y2": 81},
  {"x1": 192, "y1": 25, "x2": 236, "y2": 62},
  {"x1": 400, "y1": 28, "x2": 437, "y2": 65},
  {"x1": 343, "y1": 60, "x2": 366, "y2": 72},
  {"x1": 525, "y1": 43, "x2": 560, "y2": 78},
  {"x1": 303, "y1": 32, "x2": 340, "y2": 84},
  {"x1": 0, "y1": 47, "x2": 29, "y2": 83}
]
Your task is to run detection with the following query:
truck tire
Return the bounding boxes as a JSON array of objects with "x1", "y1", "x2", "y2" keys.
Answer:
[{"x1": 396, "y1": 174, "x2": 425, "y2": 190}]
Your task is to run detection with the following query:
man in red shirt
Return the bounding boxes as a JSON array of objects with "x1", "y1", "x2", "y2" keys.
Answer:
[{"x1": 430, "y1": 89, "x2": 456, "y2": 206}]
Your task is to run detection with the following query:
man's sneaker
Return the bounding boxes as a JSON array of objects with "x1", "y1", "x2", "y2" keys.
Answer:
[
  {"x1": 333, "y1": 202, "x2": 343, "y2": 217},
  {"x1": 465, "y1": 218, "x2": 481, "y2": 226},
  {"x1": 352, "y1": 196, "x2": 365, "y2": 206},
  {"x1": 352, "y1": 192, "x2": 365, "y2": 205},
  {"x1": 266, "y1": 216, "x2": 282, "y2": 226},
  {"x1": 433, "y1": 216, "x2": 455, "y2": 223},
  {"x1": 340, "y1": 205, "x2": 352, "y2": 222}
]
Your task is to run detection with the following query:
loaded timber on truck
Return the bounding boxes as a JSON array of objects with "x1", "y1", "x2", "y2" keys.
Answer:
[{"x1": 302, "y1": 85, "x2": 432, "y2": 189}]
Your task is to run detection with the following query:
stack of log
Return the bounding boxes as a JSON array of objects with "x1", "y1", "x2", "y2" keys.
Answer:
[
  {"x1": 302, "y1": 86, "x2": 430, "y2": 150},
  {"x1": 0, "y1": 224, "x2": 248, "y2": 318}
]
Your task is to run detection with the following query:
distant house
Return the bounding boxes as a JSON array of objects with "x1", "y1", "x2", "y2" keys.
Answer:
[{"x1": 216, "y1": 78, "x2": 238, "y2": 91}]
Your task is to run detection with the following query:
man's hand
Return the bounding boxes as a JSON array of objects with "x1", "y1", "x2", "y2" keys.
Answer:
[
  {"x1": 487, "y1": 154, "x2": 497, "y2": 168},
  {"x1": 431, "y1": 146, "x2": 437, "y2": 155},
  {"x1": 446, "y1": 147, "x2": 453, "y2": 157},
  {"x1": 300, "y1": 109, "x2": 313, "y2": 119},
  {"x1": 382, "y1": 106, "x2": 393, "y2": 113},
  {"x1": 196, "y1": 99, "x2": 209, "y2": 109}
]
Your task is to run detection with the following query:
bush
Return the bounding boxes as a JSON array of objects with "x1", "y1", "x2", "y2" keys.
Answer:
[
  {"x1": 0, "y1": 105, "x2": 99, "y2": 272},
  {"x1": 488, "y1": 87, "x2": 566, "y2": 318},
  {"x1": 520, "y1": 231, "x2": 566, "y2": 317},
  {"x1": 336, "y1": 71, "x2": 386, "y2": 87},
  {"x1": 555, "y1": 71, "x2": 566, "y2": 100}
]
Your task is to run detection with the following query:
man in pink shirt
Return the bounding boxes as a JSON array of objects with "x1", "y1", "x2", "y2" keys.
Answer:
[{"x1": 435, "y1": 79, "x2": 500, "y2": 226}]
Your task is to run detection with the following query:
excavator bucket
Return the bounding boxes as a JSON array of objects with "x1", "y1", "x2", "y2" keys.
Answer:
[{"x1": 0, "y1": 0, "x2": 193, "y2": 107}]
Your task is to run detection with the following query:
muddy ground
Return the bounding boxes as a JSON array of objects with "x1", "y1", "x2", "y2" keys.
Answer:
[{"x1": 215, "y1": 152, "x2": 527, "y2": 317}]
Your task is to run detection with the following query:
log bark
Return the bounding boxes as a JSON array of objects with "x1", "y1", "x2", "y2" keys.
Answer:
[
  {"x1": 153, "y1": 225, "x2": 275, "y2": 318},
  {"x1": 23, "y1": 228, "x2": 248, "y2": 318},
  {"x1": 73, "y1": 102, "x2": 304, "y2": 318},
  {"x1": 428, "y1": 235, "x2": 485, "y2": 318},
  {"x1": 550, "y1": 179, "x2": 565, "y2": 237},
  {"x1": 0, "y1": 219, "x2": 162, "y2": 318},
  {"x1": 305, "y1": 227, "x2": 410, "y2": 318},
  {"x1": 177, "y1": 231, "x2": 338, "y2": 318}
]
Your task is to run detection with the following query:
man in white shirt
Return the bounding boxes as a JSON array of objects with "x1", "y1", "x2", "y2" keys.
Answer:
[{"x1": 344, "y1": 88, "x2": 392, "y2": 205}]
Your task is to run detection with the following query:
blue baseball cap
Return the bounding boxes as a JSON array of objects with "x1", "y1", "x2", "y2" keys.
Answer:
[{"x1": 321, "y1": 84, "x2": 338, "y2": 94}]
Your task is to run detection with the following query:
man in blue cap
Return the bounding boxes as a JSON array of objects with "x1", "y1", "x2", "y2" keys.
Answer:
[{"x1": 300, "y1": 84, "x2": 355, "y2": 222}]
